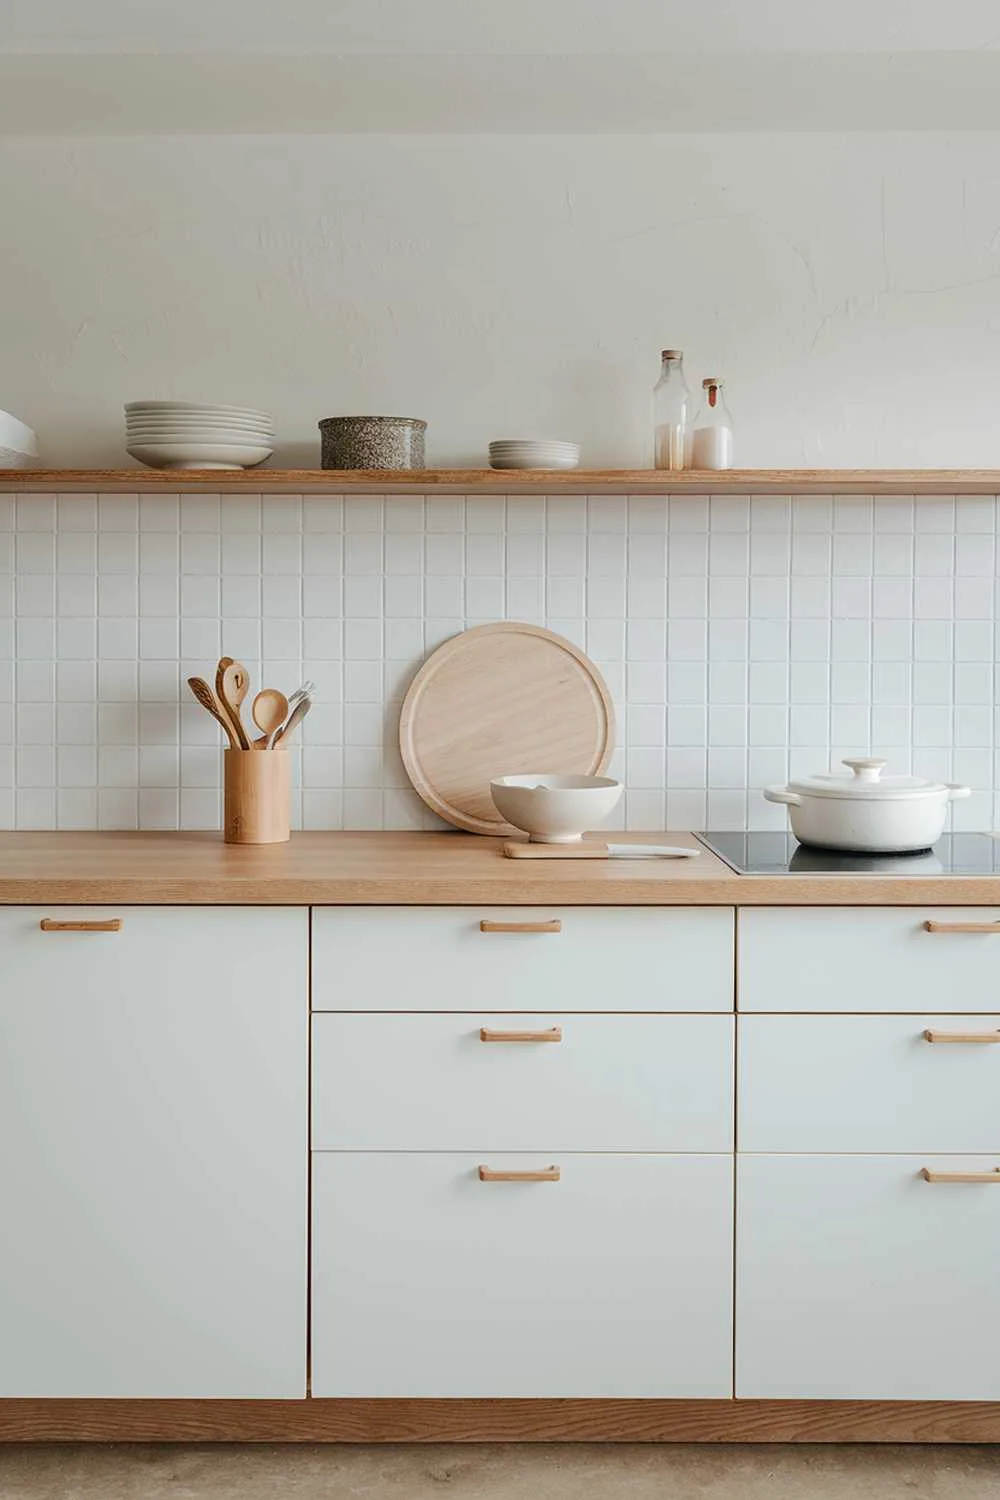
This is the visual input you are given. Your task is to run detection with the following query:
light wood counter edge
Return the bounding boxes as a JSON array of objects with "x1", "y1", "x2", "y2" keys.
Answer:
[{"x1": 0, "y1": 830, "x2": 997, "y2": 906}]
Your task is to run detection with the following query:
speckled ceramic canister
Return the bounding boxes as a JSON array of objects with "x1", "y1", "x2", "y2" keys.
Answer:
[{"x1": 319, "y1": 416, "x2": 427, "y2": 470}]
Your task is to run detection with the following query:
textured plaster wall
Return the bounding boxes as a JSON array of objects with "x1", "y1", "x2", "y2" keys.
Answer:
[{"x1": 1, "y1": 132, "x2": 999, "y2": 468}]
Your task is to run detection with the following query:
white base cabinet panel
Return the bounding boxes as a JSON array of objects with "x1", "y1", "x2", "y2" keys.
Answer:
[
  {"x1": 312, "y1": 906, "x2": 735, "y2": 1013},
  {"x1": 0, "y1": 907, "x2": 308, "y2": 1398},
  {"x1": 312, "y1": 1152, "x2": 734, "y2": 1398},
  {"x1": 313, "y1": 1013, "x2": 734, "y2": 1151},
  {"x1": 737, "y1": 1155, "x2": 1000, "y2": 1400},
  {"x1": 740, "y1": 1015, "x2": 1000, "y2": 1153}
]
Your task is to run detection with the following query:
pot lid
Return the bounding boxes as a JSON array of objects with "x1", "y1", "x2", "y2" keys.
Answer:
[{"x1": 787, "y1": 758, "x2": 951, "y2": 801}]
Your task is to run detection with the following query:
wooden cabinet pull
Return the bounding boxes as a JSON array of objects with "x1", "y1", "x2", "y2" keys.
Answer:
[
  {"x1": 478, "y1": 1165, "x2": 561, "y2": 1183},
  {"x1": 921, "y1": 1167, "x2": 1000, "y2": 1184},
  {"x1": 923, "y1": 1028, "x2": 1000, "y2": 1044},
  {"x1": 480, "y1": 1026, "x2": 563, "y2": 1043},
  {"x1": 479, "y1": 919, "x2": 562, "y2": 934},
  {"x1": 924, "y1": 920, "x2": 1000, "y2": 934},
  {"x1": 39, "y1": 918, "x2": 122, "y2": 933}
]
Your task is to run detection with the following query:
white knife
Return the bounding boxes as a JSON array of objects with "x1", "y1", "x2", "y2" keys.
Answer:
[{"x1": 503, "y1": 842, "x2": 700, "y2": 860}]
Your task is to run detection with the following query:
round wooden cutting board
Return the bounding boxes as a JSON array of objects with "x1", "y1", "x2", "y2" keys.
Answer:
[{"x1": 399, "y1": 622, "x2": 615, "y2": 835}]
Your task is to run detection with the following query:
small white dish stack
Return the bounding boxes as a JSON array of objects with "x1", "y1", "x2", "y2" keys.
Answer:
[
  {"x1": 125, "y1": 402, "x2": 274, "y2": 470},
  {"x1": 488, "y1": 439, "x2": 580, "y2": 470},
  {"x1": 0, "y1": 409, "x2": 38, "y2": 468}
]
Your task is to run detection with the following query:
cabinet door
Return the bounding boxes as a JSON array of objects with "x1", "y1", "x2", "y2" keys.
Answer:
[
  {"x1": 313, "y1": 1152, "x2": 733, "y2": 1397},
  {"x1": 0, "y1": 906, "x2": 307, "y2": 1397},
  {"x1": 738, "y1": 1155, "x2": 1000, "y2": 1400}
]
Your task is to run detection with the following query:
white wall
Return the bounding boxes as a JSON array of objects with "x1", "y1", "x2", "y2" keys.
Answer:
[
  {"x1": 3, "y1": 133, "x2": 1000, "y2": 468},
  {"x1": 1, "y1": 131, "x2": 998, "y2": 833}
]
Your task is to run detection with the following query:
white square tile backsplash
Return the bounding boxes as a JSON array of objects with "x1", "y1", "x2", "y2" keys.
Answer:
[{"x1": 0, "y1": 490, "x2": 997, "y2": 833}]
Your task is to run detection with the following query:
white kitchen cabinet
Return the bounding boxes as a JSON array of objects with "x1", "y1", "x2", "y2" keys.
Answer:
[
  {"x1": 312, "y1": 906, "x2": 734, "y2": 1012},
  {"x1": 737, "y1": 1154, "x2": 1000, "y2": 1400},
  {"x1": 740, "y1": 1014, "x2": 1000, "y2": 1153},
  {"x1": 0, "y1": 906, "x2": 308, "y2": 1398},
  {"x1": 313, "y1": 1012, "x2": 734, "y2": 1151},
  {"x1": 312, "y1": 1152, "x2": 733, "y2": 1398},
  {"x1": 739, "y1": 907, "x2": 1000, "y2": 1012}
]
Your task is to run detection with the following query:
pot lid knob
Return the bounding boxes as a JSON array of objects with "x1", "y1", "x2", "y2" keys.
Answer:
[{"x1": 842, "y1": 757, "x2": 887, "y2": 784}]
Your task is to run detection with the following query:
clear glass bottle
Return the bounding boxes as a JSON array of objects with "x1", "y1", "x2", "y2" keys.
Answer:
[
  {"x1": 653, "y1": 349, "x2": 691, "y2": 470},
  {"x1": 691, "y1": 377, "x2": 733, "y2": 470}
]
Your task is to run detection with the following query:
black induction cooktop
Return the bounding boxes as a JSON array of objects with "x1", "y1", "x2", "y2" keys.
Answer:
[{"x1": 696, "y1": 831, "x2": 1000, "y2": 876}]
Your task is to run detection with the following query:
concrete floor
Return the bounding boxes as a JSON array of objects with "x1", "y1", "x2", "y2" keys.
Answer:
[{"x1": 0, "y1": 1445, "x2": 998, "y2": 1499}]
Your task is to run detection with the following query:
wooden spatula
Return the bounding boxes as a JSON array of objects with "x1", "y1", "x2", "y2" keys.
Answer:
[{"x1": 187, "y1": 676, "x2": 239, "y2": 749}]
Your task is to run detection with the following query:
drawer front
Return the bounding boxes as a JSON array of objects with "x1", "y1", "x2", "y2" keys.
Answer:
[
  {"x1": 741, "y1": 1015, "x2": 1000, "y2": 1153},
  {"x1": 311, "y1": 907, "x2": 734, "y2": 1013},
  {"x1": 312, "y1": 1152, "x2": 733, "y2": 1397},
  {"x1": 739, "y1": 907, "x2": 1000, "y2": 1012},
  {"x1": 313, "y1": 1013, "x2": 734, "y2": 1151},
  {"x1": 737, "y1": 1154, "x2": 1000, "y2": 1400}
]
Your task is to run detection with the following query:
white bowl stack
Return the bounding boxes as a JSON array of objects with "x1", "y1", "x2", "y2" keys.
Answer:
[
  {"x1": 125, "y1": 402, "x2": 274, "y2": 470},
  {"x1": 488, "y1": 439, "x2": 580, "y2": 470}
]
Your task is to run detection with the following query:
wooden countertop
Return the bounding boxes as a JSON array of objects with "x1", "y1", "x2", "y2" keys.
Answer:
[{"x1": 1, "y1": 830, "x2": 998, "y2": 906}]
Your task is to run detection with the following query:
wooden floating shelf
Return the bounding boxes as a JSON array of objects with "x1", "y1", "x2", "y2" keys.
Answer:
[{"x1": 0, "y1": 468, "x2": 998, "y2": 495}]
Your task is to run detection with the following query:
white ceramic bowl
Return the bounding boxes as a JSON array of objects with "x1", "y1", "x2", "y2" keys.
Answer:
[
  {"x1": 490, "y1": 773, "x2": 622, "y2": 843},
  {"x1": 0, "y1": 408, "x2": 38, "y2": 467},
  {"x1": 127, "y1": 440, "x2": 273, "y2": 471}
]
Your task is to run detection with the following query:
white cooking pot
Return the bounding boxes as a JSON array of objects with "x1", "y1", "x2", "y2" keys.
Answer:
[{"x1": 763, "y1": 757, "x2": 971, "y2": 853}]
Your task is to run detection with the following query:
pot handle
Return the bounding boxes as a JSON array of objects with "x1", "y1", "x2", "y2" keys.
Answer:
[
  {"x1": 763, "y1": 786, "x2": 802, "y2": 807},
  {"x1": 946, "y1": 783, "x2": 972, "y2": 801}
]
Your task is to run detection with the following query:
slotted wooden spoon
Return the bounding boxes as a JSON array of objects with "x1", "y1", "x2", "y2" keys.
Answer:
[{"x1": 219, "y1": 659, "x2": 252, "y2": 749}]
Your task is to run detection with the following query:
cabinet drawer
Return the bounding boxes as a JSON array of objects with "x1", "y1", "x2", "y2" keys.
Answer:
[
  {"x1": 737, "y1": 1155, "x2": 1000, "y2": 1400},
  {"x1": 311, "y1": 907, "x2": 734, "y2": 1012},
  {"x1": 739, "y1": 907, "x2": 1000, "y2": 1012},
  {"x1": 740, "y1": 1015, "x2": 1000, "y2": 1153},
  {"x1": 313, "y1": 1013, "x2": 733, "y2": 1151},
  {"x1": 312, "y1": 1152, "x2": 733, "y2": 1397}
]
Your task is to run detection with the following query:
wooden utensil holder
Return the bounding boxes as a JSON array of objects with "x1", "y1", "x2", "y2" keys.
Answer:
[{"x1": 224, "y1": 749, "x2": 291, "y2": 844}]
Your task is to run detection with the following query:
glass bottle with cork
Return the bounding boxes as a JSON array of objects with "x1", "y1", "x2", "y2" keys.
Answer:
[
  {"x1": 692, "y1": 377, "x2": 733, "y2": 470},
  {"x1": 653, "y1": 349, "x2": 691, "y2": 470}
]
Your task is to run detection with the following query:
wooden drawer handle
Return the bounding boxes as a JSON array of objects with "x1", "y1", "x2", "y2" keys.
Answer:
[
  {"x1": 39, "y1": 918, "x2": 122, "y2": 933},
  {"x1": 921, "y1": 1168, "x2": 1000, "y2": 1184},
  {"x1": 924, "y1": 920, "x2": 1000, "y2": 934},
  {"x1": 478, "y1": 1165, "x2": 561, "y2": 1183},
  {"x1": 923, "y1": 1028, "x2": 1000, "y2": 1044},
  {"x1": 480, "y1": 919, "x2": 562, "y2": 934},
  {"x1": 480, "y1": 1026, "x2": 563, "y2": 1043}
]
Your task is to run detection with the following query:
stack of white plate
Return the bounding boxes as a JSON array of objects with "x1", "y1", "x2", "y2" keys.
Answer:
[
  {"x1": 125, "y1": 402, "x2": 274, "y2": 470},
  {"x1": 488, "y1": 439, "x2": 580, "y2": 470}
]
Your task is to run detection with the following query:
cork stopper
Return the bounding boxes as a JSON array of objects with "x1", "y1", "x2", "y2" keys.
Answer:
[{"x1": 660, "y1": 349, "x2": 683, "y2": 361}]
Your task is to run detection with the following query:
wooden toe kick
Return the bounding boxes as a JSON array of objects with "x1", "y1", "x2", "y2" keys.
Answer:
[{"x1": 1, "y1": 1398, "x2": 1000, "y2": 1445}]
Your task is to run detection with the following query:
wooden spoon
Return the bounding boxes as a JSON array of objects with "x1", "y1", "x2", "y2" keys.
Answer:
[
  {"x1": 252, "y1": 688, "x2": 288, "y2": 750},
  {"x1": 187, "y1": 676, "x2": 239, "y2": 749},
  {"x1": 220, "y1": 660, "x2": 252, "y2": 750}
]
